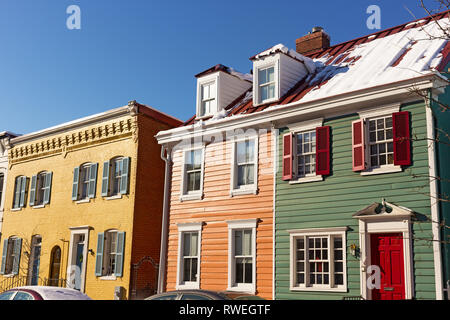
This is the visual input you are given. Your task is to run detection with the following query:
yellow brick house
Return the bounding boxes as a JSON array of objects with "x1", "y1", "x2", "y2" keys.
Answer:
[{"x1": 0, "y1": 101, "x2": 181, "y2": 300}]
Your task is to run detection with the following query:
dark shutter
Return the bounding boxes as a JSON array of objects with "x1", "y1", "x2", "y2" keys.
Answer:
[
  {"x1": 392, "y1": 111, "x2": 411, "y2": 166},
  {"x1": 282, "y1": 133, "x2": 293, "y2": 181},
  {"x1": 316, "y1": 126, "x2": 331, "y2": 176}
]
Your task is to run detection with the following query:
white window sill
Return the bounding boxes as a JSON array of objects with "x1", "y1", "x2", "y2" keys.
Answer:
[
  {"x1": 105, "y1": 194, "x2": 122, "y2": 201},
  {"x1": 99, "y1": 275, "x2": 117, "y2": 281},
  {"x1": 176, "y1": 282, "x2": 200, "y2": 290},
  {"x1": 195, "y1": 114, "x2": 213, "y2": 120},
  {"x1": 75, "y1": 198, "x2": 91, "y2": 204},
  {"x1": 32, "y1": 204, "x2": 46, "y2": 209},
  {"x1": 180, "y1": 193, "x2": 202, "y2": 202},
  {"x1": 257, "y1": 97, "x2": 278, "y2": 106},
  {"x1": 230, "y1": 186, "x2": 257, "y2": 197},
  {"x1": 290, "y1": 286, "x2": 347, "y2": 293},
  {"x1": 361, "y1": 165, "x2": 402, "y2": 176},
  {"x1": 11, "y1": 208, "x2": 22, "y2": 212},
  {"x1": 227, "y1": 285, "x2": 255, "y2": 294},
  {"x1": 2, "y1": 274, "x2": 16, "y2": 278},
  {"x1": 289, "y1": 175, "x2": 323, "y2": 184}
]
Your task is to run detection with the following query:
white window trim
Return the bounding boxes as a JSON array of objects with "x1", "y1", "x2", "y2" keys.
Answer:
[
  {"x1": 0, "y1": 169, "x2": 6, "y2": 212},
  {"x1": 180, "y1": 145, "x2": 205, "y2": 202},
  {"x1": 196, "y1": 74, "x2": 219, "y2": 119},
  {"x1": 287, "y1": 118, "x2": 324, "y2": 184},
  {"x1": 226, "y1": 219, "x2": 258, "y2": 293},
  {"x1": 230, "y1": 135, "x2": 259, "y2": 197},
  {"x1": 287, "y1": 227, "x2": 348, "y2": 292},
  {"x1": 357, "y1": 103, "x2": 402, "y2": 175},
  {"x1": 66, "y1": 226, "x2": 90, "y2": 293},
  {"x1": 253, "y1": 57, "x2": 280, "y2": 106},
  {"x1": 176, "y1": 222, "x2": 203, "y2": 290}
]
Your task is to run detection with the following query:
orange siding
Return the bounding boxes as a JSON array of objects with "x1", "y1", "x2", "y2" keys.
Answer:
[{"x1": 166, "y1": 131, "x2": 274, "y2": 299}]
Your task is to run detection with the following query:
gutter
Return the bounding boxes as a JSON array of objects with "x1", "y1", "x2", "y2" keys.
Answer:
[{"x1": 157, "y1": 144, "x2": 172, "y2": 294}]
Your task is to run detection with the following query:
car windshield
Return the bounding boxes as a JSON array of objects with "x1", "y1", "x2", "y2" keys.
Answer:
[{"x1": 0, "y1": 291, "x2": 16, "y2": 300}]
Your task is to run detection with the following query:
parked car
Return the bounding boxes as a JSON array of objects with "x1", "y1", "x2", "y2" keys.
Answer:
[
  {"x1": 145, "y1": 289, "x2": 264, "y2": 300},
  {"x1": 0, "y1": 286, "x2": 92, "y2": 300}
]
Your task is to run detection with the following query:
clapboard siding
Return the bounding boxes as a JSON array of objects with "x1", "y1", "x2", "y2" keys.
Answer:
[
  {"x1": 275, "y1": 100, "x2": 437, "y2": 300},
  {"x1": 166, "y1": 131, "x2": 274, "y2": 299}
]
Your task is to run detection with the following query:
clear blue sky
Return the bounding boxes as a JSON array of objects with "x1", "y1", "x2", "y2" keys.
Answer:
[{"x1": 0, "y1": 0, "x2": 444, "y2": 134}]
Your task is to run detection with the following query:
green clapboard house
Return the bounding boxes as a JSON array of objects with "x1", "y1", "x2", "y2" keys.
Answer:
[{"x1": 270, "y1": 13, "x2": 450, "y2": 300}]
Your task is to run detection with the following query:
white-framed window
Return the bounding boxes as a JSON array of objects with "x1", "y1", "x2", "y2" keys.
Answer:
[
  {"x1": 101, "y1": 157, "x2": 130, "y2": 198},
  {"x1": 231, "y1": 136, "x2": 258, "y2": 196},
  {"x1": 34, "y1": 172, "x2": 46, "y2": 206},
  {"x1": 288, "y1": 227, "x2": 347, "y2": 292},
  {"x1": 176, "y1": 222, "x2": 202, "y2": 289},
  {"x1": 199, "y1": 82, "x2": 216, "y2": 117},
  {"x1": 104, "y1": 231, "x2": 118, "y2": 276},
  {"x1": 94, "y1": 229, "x2": 125, "y2": 279},
  {"x1": 79, "y1": 164, "x2": 91, "y2": 200},
  {"x1": 367, "y1": 115, "x2": 394, "y2": 168},
  {"x1": 226, "y1": 219, "x2": 257, "y2": 293},
  {"x1": 29, "y1": 171, "x2": 53, "y2": 207},
  {"x1": 295, "y1": 130, "x2": 316, "y2": 178},
  {"x1": 357, "y1": 103, "x2": 402, "y2": 176},
  {"x1": 258, "y1": 66, "x2": 275, "y2": 103},
  {"x1": 180, "y1": 147, "x2": 204, "y2": 201}
]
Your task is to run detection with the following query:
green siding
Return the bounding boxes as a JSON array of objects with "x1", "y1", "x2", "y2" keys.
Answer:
[{"x1": 275, "y1": 100, "x2": 437, "y2": 300}]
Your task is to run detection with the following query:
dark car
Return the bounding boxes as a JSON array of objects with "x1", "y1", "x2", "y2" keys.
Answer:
[
  {"x1": 0, "y1": 286, "x2": 92, "y2": 300},
  {"x1": 145, "y1": 289, "x2": 265, "y2": 300}
]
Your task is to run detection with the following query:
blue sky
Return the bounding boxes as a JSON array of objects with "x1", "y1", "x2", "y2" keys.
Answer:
[{"x1": 0, "y1": 0, "x2": 444, "y2": 135}]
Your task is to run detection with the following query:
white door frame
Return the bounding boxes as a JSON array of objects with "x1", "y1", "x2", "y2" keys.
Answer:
[{"x1": 67, "y1": 226, "x2": 90, "y2": 293}]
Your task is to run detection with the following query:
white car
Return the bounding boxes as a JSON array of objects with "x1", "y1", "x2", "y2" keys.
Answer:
[{"x1": 0, "y1": 286, "x2": 92, "y2": 300}]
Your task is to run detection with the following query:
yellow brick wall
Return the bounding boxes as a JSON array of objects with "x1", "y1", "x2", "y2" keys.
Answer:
[{"x1": 0, "y1": 114, "x2": 137, "y2": 300}]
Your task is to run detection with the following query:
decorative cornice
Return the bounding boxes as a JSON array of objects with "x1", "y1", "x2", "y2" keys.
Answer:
[{"x1": 9, "y1": 118, "x2": 135, "y2": 164}]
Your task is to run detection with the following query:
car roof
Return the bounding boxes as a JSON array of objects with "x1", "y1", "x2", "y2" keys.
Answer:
[
  {"x1": 148, "y1": 289, "x2": 263, "y2": 300},
  {"x1": 13, "y1": 286, "x2": 92, "y2": 300}
]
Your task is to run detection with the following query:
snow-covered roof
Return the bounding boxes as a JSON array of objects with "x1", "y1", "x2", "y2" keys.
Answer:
[{"x1": 184, "y1": 11, "x2": 449, "y2": 126}]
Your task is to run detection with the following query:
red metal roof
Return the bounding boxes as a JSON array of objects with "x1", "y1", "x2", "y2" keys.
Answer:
[{"x1": 183, "y1": 10, "x2": 449, "y2": 126}]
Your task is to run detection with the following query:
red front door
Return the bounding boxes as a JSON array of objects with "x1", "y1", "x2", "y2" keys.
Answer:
[{"x1": 370, "y1": 233, "x2": 405, "y2": 300}]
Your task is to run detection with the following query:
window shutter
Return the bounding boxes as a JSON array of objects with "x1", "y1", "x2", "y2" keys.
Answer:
[
  {"x1": 0, "y1": 239, "x2": 8, "y2": 275},
  {"x1": 19, "y1": 177, "x2": 27, "y2": 208},
  {"x1": 88, "y1": 163, "x2": 98, "y2": 199},
  {"x1": 29, "y1": 175, "x2": 37, "y2": 207},
  {"x1": 392, "y1": 111, "x2": 411, "y2": 166},
  {"x1": 120, "y1": 157, "x2": 130, "y2": 195},
  {"x1": 95, "y1": 233, "x2": 104, "y2": 277},
  {"x1": 43, "y1": 172, "x2": 53, "y2": 205},
  {"x1": 101, "y1": 161, "x2": 110, "y2": 197},
  {"x1": 71, "y1": 167, "x2": 80, "y2": 201},
  {"x1": 352, "y1": 120, "x2": 366, "y2": 171},
  {"x1": 282, "y1": 133, "x2": 293, "y2": 181},
  {"x1": 316, "y1": 126, "x2": 331, "y2": 176},
  {"x1": 12, "y1": 238, "x2": 22, "y2": 275},
  {"x1": 13, "y1": 178, "x2": 21, "y2": 209},
  {"x1": 114, "y1": 232, "x2": 125, "y2": 277}
]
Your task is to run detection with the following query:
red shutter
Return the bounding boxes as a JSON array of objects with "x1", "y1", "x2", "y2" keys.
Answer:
[
  {"x1": 352, "y1": 120, "x2": 366, "y2": 171},
  {"x1": 392, "y1": 111, "x2": 411, "y2": 166},
  {"x1": 316, "y1": 126, "x2": 330, "y2": 176},
  {"x1": 282, "y1": 133, "x2": 293, "y2": 181}
]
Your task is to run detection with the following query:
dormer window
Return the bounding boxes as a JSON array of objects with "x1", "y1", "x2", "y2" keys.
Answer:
[
  {"x1": 200, "y1": 81, "x2": 216, "y2": 117},
  {"x1": 258, "y1": 66, "x2": 275, "y2": 102}
]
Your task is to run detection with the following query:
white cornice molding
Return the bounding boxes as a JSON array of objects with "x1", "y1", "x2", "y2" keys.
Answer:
[{"x1": 156, "y1": 74, "x2": 442, "y2": 145}]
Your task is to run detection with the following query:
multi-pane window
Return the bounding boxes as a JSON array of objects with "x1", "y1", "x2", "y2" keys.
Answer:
[
  {"x1": 1, "y1": 237, "x2": 22, "y2": 275},
  {"x1": 258, "y1": 66, "x2": 275, "y2": 102},
  {"x1": 200, "y1": 82, "x2": 216, "y2": 117},
  {"x1": 236, "y1": 140, "x2": 255, "y2": 187},
  {"x1": 184, "y1": 149, "x2": 203, "y2": 194},
  {"x1": 368, "y1": 116, "x2": 394, "y2": 168},
  {"x1": 296, "y1": 131, "x2": 316, "y2": 177},
  {"x1": 182, "y1": 232, "x2": 199, "y2": 283},
  {"x1": 34, "y1": 172, "x2": 47, "y2": 206},
  {"x1": 79, "y1": 165, "x2": 91, "y2": 200},
  {"x1": 12, "y1": 176, "x2": 26, "y2": 209},
  {"x1": 293, "y1": 233, "x2": 346, "y2": 290},
  {"x1": 104, "y1": 231, "x2": 118, "y2": 276},
  {"x1": 234, "y1": 229, "x2": 253, "y2": 284},
  {"x1": 111, "y1": 158, "x2": 123, "y2": 196},
  {"x1": 0, "y1": 173, "x2": 4, "y2": 208}
]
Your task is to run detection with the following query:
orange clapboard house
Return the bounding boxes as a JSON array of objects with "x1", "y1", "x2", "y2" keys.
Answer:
[{"x1": 156, "y1": 65, "x2": 274, "y2": 299}]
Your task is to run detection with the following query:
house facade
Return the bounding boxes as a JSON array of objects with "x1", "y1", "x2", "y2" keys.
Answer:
[
  {"x1": 157, "y1": 11, "x2": 449, "y2": 300},
  {"x1": 0, "y1": 101, "x2": 181, "y2": 300}
]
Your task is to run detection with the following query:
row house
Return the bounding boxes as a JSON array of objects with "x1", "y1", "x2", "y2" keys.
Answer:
[
  {"x1": 0, "y1": 101, "x2": 181, "y2": 300},
  {"x1": 156, "y1": 11, "x2": 450, "y2": 300}
]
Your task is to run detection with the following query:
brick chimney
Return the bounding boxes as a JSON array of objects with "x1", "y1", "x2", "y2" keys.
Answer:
[{"x1": 296, "y1": 27, "x2": 330, "y2": 55}]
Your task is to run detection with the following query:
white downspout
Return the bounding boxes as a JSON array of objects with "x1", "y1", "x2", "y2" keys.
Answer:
[{"x1": 157, "y1": 144, "x2": 172, "y2": 294}]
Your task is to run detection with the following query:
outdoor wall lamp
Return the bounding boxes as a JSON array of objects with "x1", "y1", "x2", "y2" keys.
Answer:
[
  {"x1": 88, "y1": 249, "x2": 95, "y2": 255},
  {"x1": 350, "y1": 244, "x2": 360, "y2": 258}
]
